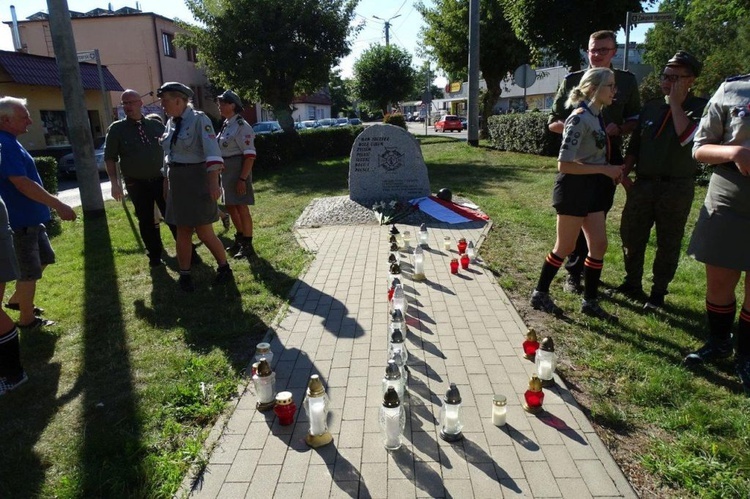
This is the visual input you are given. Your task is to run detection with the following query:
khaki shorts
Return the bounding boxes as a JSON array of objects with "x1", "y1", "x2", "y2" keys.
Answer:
[{"x1": 12, "y1": 224, "x2": 55, "y2": 281}]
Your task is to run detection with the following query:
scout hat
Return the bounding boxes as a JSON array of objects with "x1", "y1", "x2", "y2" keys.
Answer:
[
  {"x1": 667, "y1": 51, "x2": 702, "y2": 77},
  {"x1": 217, "y1": 90, "x2": 243, "y2": 112},
  {"x1": 156, "y1": 82, "x2": 194, "y2": 98}
]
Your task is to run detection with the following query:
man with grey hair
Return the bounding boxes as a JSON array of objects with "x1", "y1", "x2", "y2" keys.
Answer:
[{"x1": 0, "y1": 97, "x2": 76, "y2": 330}]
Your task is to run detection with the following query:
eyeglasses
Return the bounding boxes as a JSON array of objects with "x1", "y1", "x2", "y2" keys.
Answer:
[
  {"x1": 660, "y1": 74, "x2": 691, "y2": 82},
  {"x1": 588, "y1": 47, "x2": 616, "y2": 56}
]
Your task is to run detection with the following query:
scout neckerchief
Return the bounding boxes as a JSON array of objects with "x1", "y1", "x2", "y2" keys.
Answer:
[{"x1": 580, "y1": 101, "x2": 611, "y2": 163}]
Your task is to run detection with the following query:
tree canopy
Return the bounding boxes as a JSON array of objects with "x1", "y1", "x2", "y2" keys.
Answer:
[
  {"x1": 418, "y1": 0, "x2": 528, "y2": 133},
  {"x1": 641, "y1": 0, "x2": 750, "y2": 97},
  {"x1": 353, "y1": 45, "x2": 416, "y2": 113},
  {"x1": 501, "y1": 0, "x2": 651, "y2": 70},
  {"x1": 182, "y1": 0, "x2": 359, "y2": 131}
]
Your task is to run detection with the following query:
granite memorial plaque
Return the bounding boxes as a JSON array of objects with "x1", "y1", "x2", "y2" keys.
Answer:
[{"x1": 349, "y1": 124, "x2": 431, "y2": 205}]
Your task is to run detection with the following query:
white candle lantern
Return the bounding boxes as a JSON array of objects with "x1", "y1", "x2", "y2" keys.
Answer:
[
  {"x1": 252, "y1": 358, "x2": 276, "y2": 411},
  {"x1": 382, "y1": 359, "x2": 405, "y2": 401},
  {"x1": 253, "y1": 342, "x2": 273, "y2": 366},
  {"x1": 467, "y1": 241, "x2": 476, "y2": 262},
  {"x1": 304, "y1": 374, "x2": 333, "y2": 447},
  {"x1": 392, "y1": 283, "x2": 406, "y2": 313},
  {"x1": 402, "y1": 230, "x2": 411, "y2": 250},
  {"x1": 535, "y1": 336, "x2": 557, "y2": 387},
  {"x1": 443, "y1": 236, "x2": 452, "y2": 251},
  {"x1": 389, "y1": 328, "x2": 409, "y2": 365},
  {"x1": 388, "y1": 262, "x2": 402, "y2": 288},
  {"x1": 419, "y1": 223, "x2": 429, "y2": 247},
  {"x1": 390, "y1": 309, "x2": 405, "y2": 334},
  {"x1": 412, "y1": 245, "x2": 425, "y2": 281},
  {"x1": 439, "y1": 383, "x2": 464, "y2": 442},
  {"x1": 379, "y1": 386, "x2": 405, "y2": 450},
  {"x1": 389, "y1": 242, "x2": 400, "y2": 264},
  {"x1": 492, "y1": 394, "x2": 507, "y2": 426}
]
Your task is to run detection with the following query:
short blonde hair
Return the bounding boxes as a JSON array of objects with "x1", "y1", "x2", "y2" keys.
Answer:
[{"x1": 565, "y1": 67, "x2": 614, "y2": 108}]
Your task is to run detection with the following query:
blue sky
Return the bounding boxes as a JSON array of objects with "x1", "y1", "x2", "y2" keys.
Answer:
[{"x1": 0, "y1": 0, "x2": 652, "y2": 82}]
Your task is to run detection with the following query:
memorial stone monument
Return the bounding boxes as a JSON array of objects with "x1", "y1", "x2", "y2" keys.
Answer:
[{"x1": 349, "y1": 124, "x2": 431, "y2": 206}]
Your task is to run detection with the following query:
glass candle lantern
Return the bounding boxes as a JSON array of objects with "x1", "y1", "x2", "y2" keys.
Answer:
[
  {"x1": 439, "y1": 383, "x2": 464, "y2": 442},
  {"x1": 390, "y1": 224, "x2": 400, "y2": 237},
  {"x1": 389, "y1": 328, "x2": 409, "y2": 365},
  {"x1": 390, "y1": 309, "x2": 405, "y2": 334},
  {"x1": 392, "y1": 283, "x2": 406, "y2": 313},
  {"x1": 402, "y1": 230, "x2": 411, "y2": 250},
  {"x1": 252, "y1": 358, "x2": 276, "y2": 412},
  {"x1": 443, "y1": 236, "x2": 452, "y2": 251},
  {"x1": 388, "y1": 262, "x2": 402, "y2": 288},
  {"x1": 382, "y1": 359, "x2": 405, "y2": 401},
  {"x1": 460, "y1": 253, "x2": 470, "y2": 270},
  {"x1": 388, "y1": 253, "x2": 397, "y2": 266},
  {"x1": 523, "y1": 374, "x2": 545, "y2": 413},
  {"x1": 467, "y1": 241, "x2": 476, "y2": 262},
  {"x1": 388, "y1": 278, "x2": 400, "y2": 303},
  {"x1": 389, "y1": 242, "x2": 401, "y2": 264},
  {"x1": 492, "y1": 394, "x2": 507, "y2": 426},
  {"x1": 273, "y1": 391, "x2": 297, "y2": 425},
  {"x1": 535, "y1": 336, "x2": 557, "y2": 387},
  {"x1": 457, "y1": 237, "x2": 468, "y2": 254},
  {"x1": 450, "y1": 258, "x2": 459, "y2": 274},
  {"x1": 389, "y1": 234, "x2": 398, "y2": 246},
  {"x1": 379, "y1": 387, "x2": 405, "y2": 450},
  {"x1": 522, "y1": 328, "x2": 540, "y2": 360},
  {"x1": 419, "y1": 223, "x2": 429, "y2": 247},
  {"x1": 304, "y1": 375, "x2": 333, "y2": 447},
  {"x1": 412, "y1": 245, "x2": 425, "y2": 281},
  {"x1": 254, "y1": 342, "x2": 273, "y2": 366}
]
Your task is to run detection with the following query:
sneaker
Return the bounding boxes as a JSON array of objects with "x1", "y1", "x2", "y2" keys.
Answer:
[
  {"x1": 178, "y1": 274, "x2": 195, "y2": 292},
  {"x1": 0, "y1": 371, "x2": 28, "y2": 395},
  {"x1": 530, "y1": 290, "x2": 563, "y2": 316},
  {"x1": 214, "y1": 264, "x2": 233, "y2": 284},
  {"x1": 612, "y1": 282, "x2": 647, "y2": 301},
  {"x1": 17, "y1": 317, "x2": 55, "y2": 331},
  {"x1": 643, "y1": 292, "x2": 665, "y2": 311},
  {"x1": 227, "y1": 234, "x2": 242, "y2": 255},
  {"x1": 737, "y1": 356, "x2": 750, "y2": 396},
  {"x1": 683, "y1": 338, "x2": 733, "y2": 366},
  {"x1": 562, "y1": 275, "x2": 583, "y2": 294},
  {"x1": 234, "y1": 241, "x2": 255, "y2": 260},
  {"x1": 581, "y1": 299, "x2": 618, "y2": 322}
]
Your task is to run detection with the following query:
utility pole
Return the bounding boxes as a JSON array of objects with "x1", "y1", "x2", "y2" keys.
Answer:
[
  {"x1": 47, "y1": 0, "x2": 105, "y2": 217},
  {"x1": 467, "y1": 0, "x2": 480, "y2": 146},
  {"x1": 373, "y1": 14, "x2": 401, "y2": 46}
]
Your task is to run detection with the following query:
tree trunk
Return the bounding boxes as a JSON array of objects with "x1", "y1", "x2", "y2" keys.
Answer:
[
  {"x1": 481, "y1": 76, "x2": 502, "y2": 139},
  {"x1": 272, "y1": 104, "x2": 295, "y2": 133}
]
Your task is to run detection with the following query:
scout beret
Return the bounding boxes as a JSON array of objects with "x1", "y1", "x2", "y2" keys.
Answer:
[
  {"x1": 156, "y1": 82, "x2": 194, "y2": 98},
  {"x1": 217, "y1": 90, "x2": 243, "y2": 111},
  {"x1": 667, "y1": 51, "x2": 702, "y2": 77}
]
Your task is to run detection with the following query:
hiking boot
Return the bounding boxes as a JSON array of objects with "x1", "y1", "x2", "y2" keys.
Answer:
[
  {"x1": 562, "y1": 275, "x2": 583, "y2": 294},
  {"x1": 530, "y1": 290, "x2": 563, "y2": 316},
  {"x1": 0, "y1": 371, "x2": 28, "y2": 396},
  {"x1": 227, "y1": 234, "x2": 242, "y2": 255},
  {"x1": 612, "y1": 281, "x2": 647, "y2": 301},
  {"x1": 643, "y1": 291, "x2": 665, "y2": 311},
  {"x1": 581, "y1": 299, "x2": 618, "y2": 323},
  {"x1": 234, "y1": 240, "x2": 255, "y2": 259},
  {"x1": 683, "y1": 338, "x2": 733, "y2": 367},
  {"x1": 737, "y1": 356, "x2": 750, "y2": 396},
  {"x1": 178, "y1": 274, "x2": 195, "y2": 293},
  {"x1": 214, "y1": 264, "x2": 233, "y2": 284}
]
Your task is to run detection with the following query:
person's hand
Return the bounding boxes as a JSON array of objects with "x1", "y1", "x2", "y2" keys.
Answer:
[
  {"x1": 669, "y1": 77, "x2": 690, "y2": 107},
  {"x1": 620, "y1": 174, "x2": 634, "y2": 191},
  {"x1": 55, "y1": 202, "x2": 76, "y2": 221},
  {"x1": 209, "y1": 182, "x2": 222, "y2": 201},
  {"x1": 236, "y1": 179, "x2": 247, "y2": 196},
  {"x1": 111, "y1": 182, "x2": 123, "y2": 202},
  {"x1": 604, "y1": 164, "x2": 624, "y2": 183},
  {"x1": 733, "y1": 146, "x2": 750, "y2": 176}
]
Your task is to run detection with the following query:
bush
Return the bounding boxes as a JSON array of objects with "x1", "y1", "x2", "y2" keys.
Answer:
[
  {"x1": 383, "y1": 113, "x2": 407, "y2": 130},
  {"x1": 487, "y1": 113, "x2": 561, "y2": 156},
  {"x1": 253, "y1": 126, "x2": 365, "y2": 170},
  {"x1": 34, "y1": 156, "x2": 58, "y2": 194}
]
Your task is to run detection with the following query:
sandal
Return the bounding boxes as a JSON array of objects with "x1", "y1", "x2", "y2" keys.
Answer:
[{"x1": 5, "y1": 303, "x2": 45, "y2": 315}]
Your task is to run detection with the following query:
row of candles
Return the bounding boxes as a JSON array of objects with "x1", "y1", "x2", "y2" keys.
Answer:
[
  {"x1": 248, "y1": 224, "x2": 561, "y2": 450},
  {"x1": 388, "y1": 223, "x2": 477, "y2": 279}
]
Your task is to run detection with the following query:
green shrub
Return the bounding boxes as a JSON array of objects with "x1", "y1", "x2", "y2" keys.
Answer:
[
  {"x1": 34, "y1": 156, "x2": 58, "y2": 194},
  {"x1": 383, "y1": 113, "x2": 407, "y2": 130},
  {"x1": 253, "y1": 126, "x2": 365, "y2": 170},
  {"x1": 487, "y1": 113, "x2": 561, "y2": 156}
]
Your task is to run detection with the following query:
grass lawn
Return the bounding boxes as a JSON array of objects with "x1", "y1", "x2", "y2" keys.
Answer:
[{"x1": 1, "y1": 136, "x2": 748, "y2": 497}]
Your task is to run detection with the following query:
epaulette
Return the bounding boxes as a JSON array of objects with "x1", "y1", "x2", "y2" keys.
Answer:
[
  {"x1": 237, "y1": 117, "x2": 245, "y2": 126},
  {"x1": 725, "y1": 74, "x2": 750, "y2": 82}
]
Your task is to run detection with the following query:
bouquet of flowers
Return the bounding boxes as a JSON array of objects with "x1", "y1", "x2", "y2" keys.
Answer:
[{"x1": 372, "y1": 199, "x2": 417, "y2": 225}]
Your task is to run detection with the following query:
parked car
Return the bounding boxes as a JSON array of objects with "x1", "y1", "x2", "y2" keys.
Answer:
[
  {"x1": 460, "y1": 118, "x2": 467, "y2": 130},
  {"x1": 58, "y1": 142, "x2": 106, "y2": 177},
  {"x1": 315, "y1": 118, "x2": 336, "y2": 128},
  {"x1": 348, "y1": 118, "x2": 363, "y2": 126},
  {"x1": 252, "y1": 121, "x2": 283, "y2": 135},
  {"x1": 434, "y1": 115, "x2": 463, "y2": 133},
  {"x1": 335, "y1": 118, "x2": 350, "y2": 127},
  {"x1": 301, "y1": 120, "x2": 317, "y2": 129}
]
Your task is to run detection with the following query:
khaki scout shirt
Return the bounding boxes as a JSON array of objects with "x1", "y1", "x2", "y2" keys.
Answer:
[
  {"x1": 104, "y1": 117, "x2": 165, "y2": 179},
  {"x1": 161, "y1": 107, "x2": 224, "y2": 172},
  {"x1": 558, "y1": 104, "x2": 609, "y2": 166},
  {"x1": 217, "y1": 114, "x2": 257, "y2": 159},
  {"x1": 693, "y1": 74, "x2": 750, "y2": 154},
  {"x1": 627, "y1": 95, "x2": 707, "y2": 178}
]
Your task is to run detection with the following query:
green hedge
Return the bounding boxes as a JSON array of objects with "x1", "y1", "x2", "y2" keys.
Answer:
[
  {"x1": 254, "y1": 126, "x2": 365, "y2": 169},
  {"x1": 487, "y1": 113, "x2": 561, "y2": 156},
  {"x1": 383, "y1": 113, "x2": 407, "y2": 130},
  {"x1": 34, "y1": 156, "x2": 58, "y2": 194}
]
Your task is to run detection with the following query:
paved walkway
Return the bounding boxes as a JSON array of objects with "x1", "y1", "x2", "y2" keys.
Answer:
[{"x1": 180, "y1": 221, "x2": 637, "y2": 498}]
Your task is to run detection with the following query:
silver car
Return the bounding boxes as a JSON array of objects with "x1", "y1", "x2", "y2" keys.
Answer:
[{"x1": 57, "y1": 143, "x2": 106, "y2": 177}]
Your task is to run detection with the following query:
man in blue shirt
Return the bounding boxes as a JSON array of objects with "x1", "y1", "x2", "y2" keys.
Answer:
[{"x1": 0, "y1": 97, "x2": 76, "y2": 329}]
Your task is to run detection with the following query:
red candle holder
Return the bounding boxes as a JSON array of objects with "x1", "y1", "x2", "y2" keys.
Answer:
[
  {"x1": 460, "y1": 253, "x2": 470, "y2": 269},
  {"x1": 523, "y1": 374, "x2": 545, "y2": 414},
  {"x1": 274, "y1": 391, "x2": 297, "y2": 425},
  {"x1": 457, "y1": 238, "x2": 468, "y2": 254},
  {"x1": 522, "y1": 328, "x2": 540, "y2": 360},
  {"x1": 450, "y1": 258, "x2": 459, "y2": 274}
]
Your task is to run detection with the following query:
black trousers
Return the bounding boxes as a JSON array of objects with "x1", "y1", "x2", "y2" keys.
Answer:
[{"x1": 124, "y1": 177, "x2": 176, "y2": 258}]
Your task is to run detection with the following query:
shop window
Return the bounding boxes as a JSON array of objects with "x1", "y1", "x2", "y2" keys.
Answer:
[{"x1": 40, "y1": 110, "x2": 69, "y2": 146}]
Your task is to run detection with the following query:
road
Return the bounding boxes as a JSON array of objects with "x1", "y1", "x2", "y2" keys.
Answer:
[
  {"x1": 57, "y1": 177, "x2": 113, "y2": 209},
  {"x1": 406, "y1": 121, "x2": 468, "y2": 139}
]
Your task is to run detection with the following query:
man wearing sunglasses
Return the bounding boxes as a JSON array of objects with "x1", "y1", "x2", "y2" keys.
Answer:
[
  {"x1": 618, "y1": 51, "x2": 706, "y2": 310},
  {"x1": 548, "y1": 30, "x2": 641, "y2": 296}
]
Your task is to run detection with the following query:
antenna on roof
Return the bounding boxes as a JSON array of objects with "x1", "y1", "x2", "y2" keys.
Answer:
[{"x1": 108, "y1": 3, "x2": 113, "y2": 11}]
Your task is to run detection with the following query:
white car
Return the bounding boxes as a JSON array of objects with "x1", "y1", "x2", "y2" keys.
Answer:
[{"x1": 58, "y1": 143, "x2": 106, "y2": 177}]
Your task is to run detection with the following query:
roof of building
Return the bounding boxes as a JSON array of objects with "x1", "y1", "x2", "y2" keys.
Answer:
[
  {"x1": 292, "y1": 90, "x2": 332, "y2": 106},
  {"x1": 0, "y1": 50, "x2": 123, "y2": 91}
]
